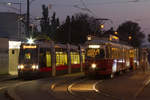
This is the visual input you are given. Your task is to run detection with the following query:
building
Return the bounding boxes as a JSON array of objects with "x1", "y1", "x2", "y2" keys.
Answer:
[
  {"x1": 0, "y1": 12, "x2": 25, "y2": 40},
  {"x1": 0, "y1": 12, "x2": 25, "y2": 75},
  {"x1": 0, "y1": 38, "x2": 8, "y2": 74}
]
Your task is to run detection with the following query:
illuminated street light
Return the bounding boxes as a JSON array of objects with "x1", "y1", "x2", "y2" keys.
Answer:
[
  {"x1": 100, "y1": 24, "x2": 104, "y2": 29},
  {"x1": 128, "y1": 36, "x2": 132, "y2": 40},
  {"x1": 27, "y1": 37, "x2": 35, "y2": 44},
  {"x1": 87, "y1": 35, "x2": 92, "y2": 41},
  {"x1": 7, "y1": 2, "x2": 12, "y2": 6},
  {"x1": 114, "y1": 31, "x2": 118, "y2": 35}
]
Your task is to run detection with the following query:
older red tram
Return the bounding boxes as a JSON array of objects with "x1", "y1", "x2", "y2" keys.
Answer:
[{"x1": 84, "y1": 39, "x2": 139, "y2": 78}]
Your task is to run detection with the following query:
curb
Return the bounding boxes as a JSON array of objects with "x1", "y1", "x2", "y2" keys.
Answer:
[
  {"x1": 5, "y1": 86, "x2": 21, "y2": 100},
  {"x1": 5, "y1": 72, "x2": 84, "y2": 100},
  {"x1": 0, "y1": 76, "x2": 17, "y2": 82}
]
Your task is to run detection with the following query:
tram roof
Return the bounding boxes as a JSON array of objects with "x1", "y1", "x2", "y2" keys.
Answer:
[
  {"x1": 20, "y1": 41, "x2": 85, "y2": 50},
  {"x1": 85, "y1": 37, "x2": 133, "y2": 49}
]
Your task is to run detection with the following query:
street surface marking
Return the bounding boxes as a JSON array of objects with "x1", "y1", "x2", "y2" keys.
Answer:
[
  {"x1": 68, "y1": 83, "x2": 75, "y2": 94},
  {"x1": 135, "y1": 76, "x2": 150, "y2": 98},
  {"x1": 93, "y1": 81, "x2": 102, "y2": 93},
  {"x1": 67, "y1": 79, "x2": 87, "y2": 94},
  {"x1": 0, "y1": 86, "x2": 6, "y2": 90},
  {"x1": 51, "y1": 83, "x2": 56, "y2": 90},
  {"x1": 68, "y1": 80, "x2": 102, "y2": 94}
]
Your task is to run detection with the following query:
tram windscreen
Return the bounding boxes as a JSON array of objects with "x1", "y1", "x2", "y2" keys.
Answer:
[
  {"x1": 19, "y1": 47, "x2": 38, "y2": 64},
  {"x1": 86, "y1": 48, "x2": 105, "y2": 59}
]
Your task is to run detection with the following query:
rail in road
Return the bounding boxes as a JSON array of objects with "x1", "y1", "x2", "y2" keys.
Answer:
[{"x1": 4, "y1": 70, "x2": 150, "y2": 100}]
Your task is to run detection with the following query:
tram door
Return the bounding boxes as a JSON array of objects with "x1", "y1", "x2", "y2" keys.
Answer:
[{"x1": 39, "y1": 48, "x2": 51, "y2": 68}]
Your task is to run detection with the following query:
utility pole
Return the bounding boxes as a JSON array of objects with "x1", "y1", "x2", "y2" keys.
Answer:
[
  {"x1": 26, "y1": 0, "x2": 30, "y2": 37},
  {"x1": 19, "y1": 0, "x2": 22, "y2": 40}
]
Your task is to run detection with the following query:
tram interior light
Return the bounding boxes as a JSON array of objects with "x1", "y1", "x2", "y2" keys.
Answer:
[
  {"x1": 118, "y1": 59, "x2": 125, "y2": 63},
  {"x1": 74, "y1": 61, "x2": 78, "y2": 64},
  {"x1": 112, "y1": 60, "x2": 117, "y2": 73},
  {"x1": 126, "y1": 61, "x2": 130, "y2": 67},
  {"x1": 89, "y1": 45, "x2": 100, "y2": 48}
]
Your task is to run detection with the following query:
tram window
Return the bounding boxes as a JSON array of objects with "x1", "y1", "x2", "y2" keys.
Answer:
[
  {"x1": 96, "y1": 49, "x2": 105, "y2": 58},
  {"x1": 70, "y1": 52, "x2": 80, "y2": 64},
  {"x1": 46, "y1": 51, "x2": 51, "y2": 67},
  {"x1": 106, "y1": 47, "x2": 110, "y2": 58},
  {"x1": 86, "y1": 48, "x2": 105, "y2": 59},
  {"x1": 39, "y1": 48, "x2": 46, "y2": 67},
  {"x1": 19, "y1": 47, "x2": 38, "y2": 64},
  {"x1": 25, "y1": 53, "x2": 31, "y2": 59},
  {"x1": 12, "y1": 50, "x2": 15, "y2": 54},
  {"x1": 94, "y1": 49, "x2": 105, "y2": 58},
  {"x1": 112, "y1": 48, "x2": 118, "y2": 58},
  {"x1": 82, "y1": 53, "x2": 85, "y2": 63},
  {"x1": 56, "y1": 52, "x2": 67, "y2": 66}
]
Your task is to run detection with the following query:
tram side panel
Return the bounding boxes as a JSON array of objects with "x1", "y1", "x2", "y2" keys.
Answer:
[
  {"x1": 39, "y1": 48, "x2": 52, "y2": 77},
  {"x1": 18, "y1": 43, "x2": 85, "y2": 78},
  {"x1": 84, "y1": 44, "x2": 138, "y2": 78}
]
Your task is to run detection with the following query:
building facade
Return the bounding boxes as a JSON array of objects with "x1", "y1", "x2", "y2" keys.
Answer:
[
  {"x1": 0, "y1": 38, "x2": 8, "y2": 74},
  {"x1": 0, "y1": 12, "x2": 25, "y2": 40},
  {"x1": 0, "y1": 12, "x2": 24, "y2": 75}
]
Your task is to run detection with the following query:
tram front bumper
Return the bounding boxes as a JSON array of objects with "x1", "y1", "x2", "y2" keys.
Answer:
[
  {"x1": 85, "y1": 69, "x2": 112, "y2": 76},
  {"x1": 18, "y1": 69, "x2": 39, "y2": 78}
]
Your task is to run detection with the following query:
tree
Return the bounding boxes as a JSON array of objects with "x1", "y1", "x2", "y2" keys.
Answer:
[
  {"x1": 40, "y1": 5, "x2": 50, "y2": 34},
  {"x1": 39, "y1": 5, "x2": 59, "y2": 41},
  {"x1": 55, "y1": 13, "x2": 102, "y2": 44},
  {"x1": 117, "y1": 21, "x2": 145, "y2": 47},
  {"x1": 49, "y1": 12, "x2": 60, "y2": 39},
  {"x1": 148, "y1": 34, "x2": 150, "y2": 43}
]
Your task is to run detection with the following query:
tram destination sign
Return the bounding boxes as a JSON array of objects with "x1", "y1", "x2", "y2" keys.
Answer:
[{"x1": 23, "y1": 45, "x2": 37, "y2": 49}]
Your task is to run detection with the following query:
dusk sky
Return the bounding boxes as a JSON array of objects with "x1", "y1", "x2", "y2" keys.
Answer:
[{"x1": 1, "y1": 0, "x2": 150, "y2": 43}]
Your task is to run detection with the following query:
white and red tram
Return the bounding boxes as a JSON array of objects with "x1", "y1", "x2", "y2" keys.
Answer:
[{"x1": 84, "y1": 39, "x2": 139, "y2": 78}]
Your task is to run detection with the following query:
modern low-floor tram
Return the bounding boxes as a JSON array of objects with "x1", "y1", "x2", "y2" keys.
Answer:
[{"x1": 18, "y1": 41, "x2": 85, "y2": 78}]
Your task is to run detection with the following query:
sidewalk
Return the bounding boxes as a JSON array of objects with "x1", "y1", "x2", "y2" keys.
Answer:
[{"x1": 0, "y1": 74, "x2": 17, "y2": 82}]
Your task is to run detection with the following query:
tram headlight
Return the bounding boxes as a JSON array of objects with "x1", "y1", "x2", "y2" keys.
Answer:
[
  {"x1": 91, "y1": 63, "x2": 97, "y2": 69},
  {"x1": 32, "y1": 65, "x2": 39, "y2": 70},
  {"x1": 18, "y1": 65, "x2": 24, "y2": 70}
]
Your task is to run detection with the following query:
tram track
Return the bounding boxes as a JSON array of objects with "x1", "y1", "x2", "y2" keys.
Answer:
[
  {"x1": 67, "y1": 79, "x2": 125, "y2": 100},
  {"x1": 4, "y1": 80, "x2": 37, "y2": 100},
  {"x1": 50, "y1": 76, "x2": 123, "y2": 100},
  {"x1": 67, "y1": 79, "x2": 102, "y2": 100}
]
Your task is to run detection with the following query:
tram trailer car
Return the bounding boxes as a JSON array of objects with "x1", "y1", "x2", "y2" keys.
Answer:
[
  {"x1": 18, "y1": 42, "x2": 85, "y2": 78},
  {"x1": 84, "y1": 39, "x2": 139, "y2": 78}
]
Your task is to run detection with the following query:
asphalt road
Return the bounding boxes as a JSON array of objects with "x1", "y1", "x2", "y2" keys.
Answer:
[
  {"x1": 0, "y1": 78, "x2": 25, "y2": 100},
  {"x1": 2, "y1": 70, "x2": 150, "y2": 100}
]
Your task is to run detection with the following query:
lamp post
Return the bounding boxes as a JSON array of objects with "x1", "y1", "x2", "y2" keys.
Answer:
[
  {"x1": 100, "y1": 24, "x2": 104, "y2": 36},
  {"x1": 128, "y1": 35, "x2": 132, "y2": 45},
  {"x1": 26, "y1": 0, "x2": 30, "y2": 38}
]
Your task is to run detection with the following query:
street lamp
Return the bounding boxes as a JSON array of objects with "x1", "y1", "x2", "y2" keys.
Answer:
[
  {"x1": 7, "y1": 2, "x2": 12, "y2": 6},
  {"x1": 99, "y1": 24, "x2": 104, "y2": 36},
  {"x1": 128, "y1": 36, "x2": 132, "y2": 40},
  {"x1": 100, "y1": 24, "x2": 104, "y2": 29},
  {"x1": 114, "y1": 31, "x2": 118, "y2": 35}
]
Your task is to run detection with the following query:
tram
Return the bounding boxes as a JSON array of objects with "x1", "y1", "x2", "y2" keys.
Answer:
[
  {"x1": 84, "y1": 38, "x2": 139, "y2": 78},
  {"x1": 18, "y1": 40, "x2": 85, "y2": 78}
]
